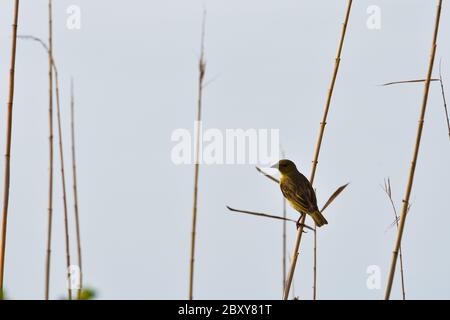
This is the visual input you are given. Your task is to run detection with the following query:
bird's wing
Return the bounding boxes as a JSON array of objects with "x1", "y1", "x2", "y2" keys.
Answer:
[
  {"x1": 280, "y1": 181, "x2": 310, "y2": 213},
  {"x1": 281, "y1": 173, "x2": 319, "y2": 214}
]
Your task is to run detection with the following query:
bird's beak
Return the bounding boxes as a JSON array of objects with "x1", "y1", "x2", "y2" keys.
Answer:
[{"x1": 270, "y1": 162, "x2": 279, "y2": 169}]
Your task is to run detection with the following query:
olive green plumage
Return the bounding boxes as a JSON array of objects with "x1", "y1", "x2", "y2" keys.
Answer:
[{"x1": 272, "y1": 159, "x2": 328, "y2": 227}]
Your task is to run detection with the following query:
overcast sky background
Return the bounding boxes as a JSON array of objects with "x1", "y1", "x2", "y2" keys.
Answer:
[{"x1": 0, "y1": 0, "x2": 449, "y2": 300}]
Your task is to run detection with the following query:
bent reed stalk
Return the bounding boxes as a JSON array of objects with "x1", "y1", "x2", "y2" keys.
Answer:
[{"x1": 18, "y1": 34, "x2": 72, "y2": 300}]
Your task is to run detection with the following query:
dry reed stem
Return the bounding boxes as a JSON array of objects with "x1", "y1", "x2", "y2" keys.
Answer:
[
  {"x1": 283, "y1": 0, "x2": 353, "y2": 300},
  {"x1": 384, "y1": 0, "x2": 443, "y2": 300},
  {"x1": 438, "y1": 61, "x2": 450, "y2": 139},
  {"x1": 382, "y1": 179, "x2": 406, "y2": 300},
  {"x1": 188, "y1": 10, "x2": 206, "y2": 300},
  {"x1": 70, "y1": 79, "x2": 83, "y2": 300},
  {"x1": 54, "y1": 57, "x2": 72, "y2": 301},
  {"x1": 381, "y1": 79, "x2": 439, "y2": 86},
  {"x1": 0, "y1": 0, "x2": 20, "y2": 292},
  {"x1": 44, "y1": 0, "x2": 54, "y2": 300},
  {"x1": 226, "y1": 206, "x2": 314, "y2": 231}
]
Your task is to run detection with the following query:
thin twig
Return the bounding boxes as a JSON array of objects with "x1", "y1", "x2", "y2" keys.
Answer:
[
  {"x1": 0, "y1": 0, "x2": 20, "y2": 292},
  {"x1": 385, "y1": 0, "x2": 443, "y2": 300}
]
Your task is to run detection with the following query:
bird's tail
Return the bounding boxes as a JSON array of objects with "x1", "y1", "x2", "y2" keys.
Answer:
[{"x1": 310, "y1": 211, "x2": 328, "y2": 227}]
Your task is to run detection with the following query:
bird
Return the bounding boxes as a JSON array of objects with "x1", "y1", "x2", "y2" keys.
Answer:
[{"x1": 271, "y1": 159, "x2": 328, "y2": 227}]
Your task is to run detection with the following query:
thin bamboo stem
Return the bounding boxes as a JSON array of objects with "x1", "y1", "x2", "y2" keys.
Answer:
[
  {"x1": 382, "y1": 179, "x2": 406, "y2": 300},
  {"x1": 70, "y1": 79, "x2": 83, "y2": 300},
  {"x1": 282, "y1": 197, "x2": 287, "y2": 291},
  {"x1": 385, "y1": 0, "x2": 443, "y2": 300},
  {"x1": 398, "y1": 241, "x2": 406, "y2": 300},
  {"x1": 54, "y1": 59, "x2": 72, "y2": 301},
  {"x1": 44, "y1": 0, "x2": 54, "y2": 300},
  {"x1": 0, "y1": 0, "x2": 20, "y2": 292},
  {"x1": 313, "y1": 224, "x2": 317, "y2": 300},
  {"x1": 283, "y1": 0, "x2": 352, "y2": 300},
  {"x1": 188, "y1": 11, "x2": 206, "y2": 300}
]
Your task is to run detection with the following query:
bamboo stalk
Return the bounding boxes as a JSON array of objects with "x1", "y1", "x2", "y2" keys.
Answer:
[
  {"x1": 283, "y1": 0, "x2": 352, "y2": 300},
  {"x1": 188, "y1": 11, "x2": 206, "y2": 300},
  {"x1": 382, "y1": 179, "x2": 406, "y2": 300},
  {"x1": 44, "y1": 0, "x2": 54, "y2": 300},
  {"x1": 384, "y1": 0, "x2": 443, "y2": 300},
  {"x1": 0, "y1": 0, "x2": 20, "y2": 292},
  {"x1": 70, "y1": 79, "x2": 83, "y2": 300}
]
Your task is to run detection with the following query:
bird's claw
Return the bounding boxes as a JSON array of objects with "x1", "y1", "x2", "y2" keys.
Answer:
[{"x1": 296, "y1": 218, "x2": 302, "y2": 230}]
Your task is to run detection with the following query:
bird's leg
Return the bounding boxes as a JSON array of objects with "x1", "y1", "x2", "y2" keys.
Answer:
[{"x1": 296, "y1": 217, "x2": 302, "y2": 230}]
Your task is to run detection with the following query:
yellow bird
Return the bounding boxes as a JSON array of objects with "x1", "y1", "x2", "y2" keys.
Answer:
[{"x1": 271, "y1": 159, "x2": 328, "y2": 227}]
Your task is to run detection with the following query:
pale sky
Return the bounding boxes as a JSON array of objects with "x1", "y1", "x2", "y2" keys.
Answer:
[{"x1": 0, "y1": 0, "x2": 449, "y2": 299}]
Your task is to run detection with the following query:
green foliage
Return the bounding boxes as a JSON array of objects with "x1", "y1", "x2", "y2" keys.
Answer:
[{"x1": 78, "y1": 288, "x2": 96, "y2": 300}]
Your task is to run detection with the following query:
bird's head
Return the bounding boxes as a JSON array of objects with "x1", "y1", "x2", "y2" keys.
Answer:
[{"x1": 271, "y1": 159, "x2": 297, "y2": 175}]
